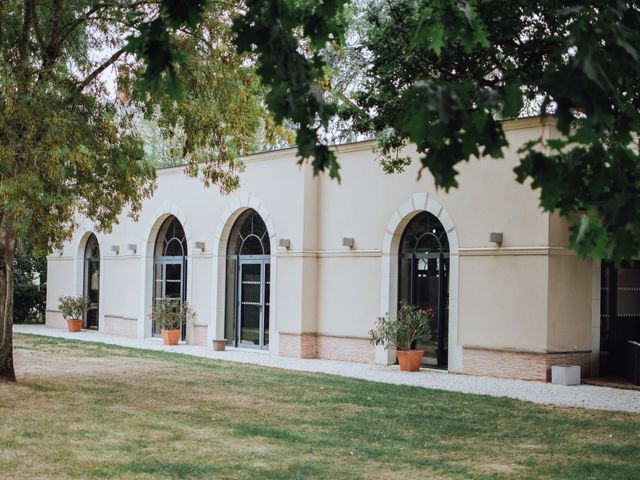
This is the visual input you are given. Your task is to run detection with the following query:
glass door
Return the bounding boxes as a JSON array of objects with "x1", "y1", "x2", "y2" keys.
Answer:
[
  {"x1": 411, "y1": 253, "x2": 448, "y2": 367},
  {"x1": 600, "y1": 261, "x2": 640, "y2": 379},
  {"x1": 84, "y1": 258, "x2": 100, "y2": 330},
  {"x1": 153, "y1": 259, "x2": 186, "y2": 339},
  {"x1": 237, "y1": 259, "x2": 269, "y2": 349}
]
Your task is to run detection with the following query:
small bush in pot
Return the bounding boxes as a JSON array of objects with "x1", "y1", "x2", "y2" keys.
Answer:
[
  {"x1": 369, "y1": 301, "x2": 434, "y2": 371},
  {"x1": 58, "y1": 296, "x2": 90, "y2": 332},
  {"x1": 150, "y1": 301, "x2": 196, "y2": 345}
]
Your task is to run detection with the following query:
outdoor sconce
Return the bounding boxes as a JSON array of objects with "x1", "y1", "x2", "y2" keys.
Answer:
[
  {"x1": 111, "y1": 245, "x2": 120, "y2": 255},
  {"x1": 194, "y1": 241, "x2": 205, "y2": 252},
  {"x1": 127, "y1": 243, "x2": 137, "y2": 254},
  {"x1": 342, "y1": 237, "x2": 355, "y2": 248},
  {"x1": 489, "y1": 232, "x2": 503, "y2": 245},
  {"x1": 279, "y1": 238, "x2": 291, "y2": 249},
  {"x1": 58, "y1": 249, "x2": 63, "y2": 256}
]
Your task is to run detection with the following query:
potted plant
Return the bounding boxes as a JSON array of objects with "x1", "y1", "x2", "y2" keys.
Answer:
[
  {"x1": 58, "y1": 296, "x2": 91, "y2": 332},
  {"x1": 369, "y1": 301, "x2": 434, "y2": 372},
  {"x1": 150, "y1": 300, "x2": 196, "y2": 346}
]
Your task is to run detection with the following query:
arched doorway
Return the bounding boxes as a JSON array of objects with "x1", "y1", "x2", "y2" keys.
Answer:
[
  {"x1": 398, "y1": 211, "x2": 450, "y2": 368},
  {"x1": 225, "y1": 209, "x2": 271, "y2": 349},
  {"x1": 153, "y1": 216, "x2": 188, "y2": 340},
  {"x1": 83, "y1": 234, "x2": 100, "y2": 330}
]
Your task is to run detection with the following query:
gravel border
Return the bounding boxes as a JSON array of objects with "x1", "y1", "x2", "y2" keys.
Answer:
[{"x1": 13, "y1": 325, "x2": 640, "y2": 413}]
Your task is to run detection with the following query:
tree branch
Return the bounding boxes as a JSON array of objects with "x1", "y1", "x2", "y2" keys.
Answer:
[
  {"x1": 58, "y1": 1, "x2": 158, "y2": 44},
  {"x1": 76, "y1": 47, "x2": 127, "y2": 94},
  {"x1": 29, "y1": 0, "x2": 46, "y2": 52},
  {"x1": 18, "y1": 0, "x2": 33, "y2": 77}
]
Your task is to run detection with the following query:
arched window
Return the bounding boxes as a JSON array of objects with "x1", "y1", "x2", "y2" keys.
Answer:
[
  {"x1": 399, "y1": 212, "x2": 450, "y2": 368},
  {"x1": 225, "y1": 209, "x2": 271, "y2": 349},
  {"x1": 83, "y1": 234, "x2": 100, "y2": 330},
  {"x1": 155, "y1": 216, "x2": 187, "y2": 258},
  {"x1": 227, "y1": 209, "x2": 270, "y2": 256},
  {"x1": 153, "y1": 216, "x2": 188, "y2": 339}
]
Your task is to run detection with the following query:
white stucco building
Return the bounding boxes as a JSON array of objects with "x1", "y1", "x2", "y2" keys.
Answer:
[{"x1": 46, "y1": 117, "x2": 640, "y2": 382}]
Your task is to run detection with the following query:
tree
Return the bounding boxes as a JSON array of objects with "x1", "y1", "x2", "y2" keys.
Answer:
[
  {"x1": 0, "y1": 0, "x2": 274, "y2": 382},
  {"x1": 339, "y1": 0, "x2": 640, "y2": 263},
  {"x1": 13, "y1": 242, "x2": 46, "y2": 325},
  {"x1": 138, "y1": 0, "x2": 640, "y2": 263}
]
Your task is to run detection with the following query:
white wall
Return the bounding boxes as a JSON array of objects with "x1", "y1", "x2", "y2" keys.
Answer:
[{"x1": 46, "y1": 117, "x2": 593, "y2": 371}]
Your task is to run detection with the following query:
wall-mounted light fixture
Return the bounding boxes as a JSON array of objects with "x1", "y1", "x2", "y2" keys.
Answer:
[
  {"x1": 279, "y1": 238, "x2": 291, "y2": 249},
  {"x1": 489, "y1": 232, "x2": 503, "y2": 245},
  {"x1": 342, "y1": 237, "x2": 355, "y2": 248},
  {"x1": 194, "y1": 241, "x2": 205, "y2": 252},
  {"x1": 127, "y1": 243, "x2": 137, "y2": 254},
  {"x1": 111, "y1": 245, "x2": 120, "y2": 255},
  {"x1": 58, "y1": 249, "x2": 63, "y2": 257}
]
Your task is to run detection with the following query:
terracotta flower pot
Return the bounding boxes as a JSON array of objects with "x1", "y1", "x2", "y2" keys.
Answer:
[
  {"x1": 397, "y1": 350, "x2": 424, "y2": 372},
  {"x1": 212, "y1": 339, "x2": 227, "y2": 351},
  {"x1": 66, "y1": 318, "x2": 83, "y2": 332},
  {"x1": 161, "y1": 329, "x2": 181, "y2": 346}
]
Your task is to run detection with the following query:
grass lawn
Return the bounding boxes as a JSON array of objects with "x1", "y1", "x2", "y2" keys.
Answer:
[{"x1": 1, "y1": 334, "x2": 639, "y2": 479}]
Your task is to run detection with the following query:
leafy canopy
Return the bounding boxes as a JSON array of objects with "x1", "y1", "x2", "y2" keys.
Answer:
[
  {"x1": 0, "y1": 0, "x2": 275, "y2": 254},
  {"x1": 134, "y1": 0, "x2": 640, "y2": 263},
  {"x1": 342, "y1": 0, "x2": 640, "y2": 263}
]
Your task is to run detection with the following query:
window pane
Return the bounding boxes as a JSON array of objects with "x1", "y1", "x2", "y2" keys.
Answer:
[
  {"x1": 225, "y1": 257, "x2": 237, "y2": 344},
  {"x1": 166, "y1": 263, "x2": 182, "y2": 281},
  {"x1": 229, "y1": 209, "x2": 270, "y2": 256},
  {"x1": 155, "y1": 216, "x2": 187, "y2": 257},
  {"x1": 165, "y1": 238, "x2": 184, "y2": 256},
  {"x1": 165, "y1": 280, "x2": 181, "y2": 298},
  {"x1": 240, "y1": 235, "x2": 264, "y2": 255},
  {"x1": 240, "y1": 304, "x2": 260, "y2": 346}
]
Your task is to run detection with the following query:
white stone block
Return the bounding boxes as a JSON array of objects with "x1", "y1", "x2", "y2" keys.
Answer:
[{"x1": 551, "y1": 365, "x2": 581, "y2": 386}]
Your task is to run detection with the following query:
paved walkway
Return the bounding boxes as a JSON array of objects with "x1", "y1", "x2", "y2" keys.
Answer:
[{"x1": 14, "y1": 324, "x2": 640, "y2": 413}]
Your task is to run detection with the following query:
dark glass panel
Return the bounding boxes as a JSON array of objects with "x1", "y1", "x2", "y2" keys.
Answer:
[
  {"x1": 413, "y1": 257, "x2": 440, "y2": 366},
  {"x1": 240, "y1": 235, "x2": 264, "y2": 255},
  {"x1": 85, "y1": 234, "x2": 100, "y2": 259},
  {"x1": 241, "y1": 263, "x2": 261, "y2": 303},
  {"x1": 415, "y1": 233, "x2": 443, "y2": 253},
  {"x1": 165, "y1": 238, "x2": 184, "y2": 257},
  {"x1": 264, "y1": 263, "x2": 270, "y2": 348},
  {"x1": 242, "y1": 283, "x2": 260, "y2": 303},
  {"x1": 239, "y1": 212, "x2": 254, "y2": 239},
  {"x1": 240, "y1": 303, "x2": 260, "y2": 346},
  {"x1": 165, "y1": 280, "x2": 181, "y2": 298},
  {"x1": 166, "y1": 263, "x2": 182, "y2": 281},
  {"x1": 398, "y1": 256, "x2": 412, "y2": 304},
  {"x1": 225, "y1": 257, "x2": 237, "y2": 344},
  {"x1": 83, "y1": 235, "x2": 100, "y2": 330},
  {"x1": 85, "y1": 259, "x2": 100, "y2": 329}
]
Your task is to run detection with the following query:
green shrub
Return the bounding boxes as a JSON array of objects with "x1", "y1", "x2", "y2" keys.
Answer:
[
  {"x1": 369, "y1": 301, "x2": 434, "y2": 351},
  {"x1": 58, "y1": 296, "x2": 90, "y2": 320},
  {"x1": 150, "y1": 301, "x2": 196, "y2": 330},
  {"x1": 13, "y1": 246, "x2": 46, "y2": 324}
]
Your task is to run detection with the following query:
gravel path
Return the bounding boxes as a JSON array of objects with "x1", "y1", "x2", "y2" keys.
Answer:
[{"x1": 14, "y1": 324, "x2": 640, "y2": 414}]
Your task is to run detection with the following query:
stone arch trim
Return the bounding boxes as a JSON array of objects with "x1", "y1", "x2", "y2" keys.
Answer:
[
  {"x1": 378, "y1": 193, "x2": 462, "y2": 372},
  {"x1": 209, "y1": 192, "x2": 277, "y2": 351},
  {"x1": 212, "y1": 192, "x2": 276, "y2": 255},
  {"x1": 382, "y1": 193, "x2": 459, "y2": 256},
  {"x1": 140, "y1": 201, "x2": 194, "y2": 259}
]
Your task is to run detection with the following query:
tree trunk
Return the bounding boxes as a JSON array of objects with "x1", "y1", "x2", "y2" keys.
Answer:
[{"x1": 0, "y1": 227, "x2": 17, "y2": 382}]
